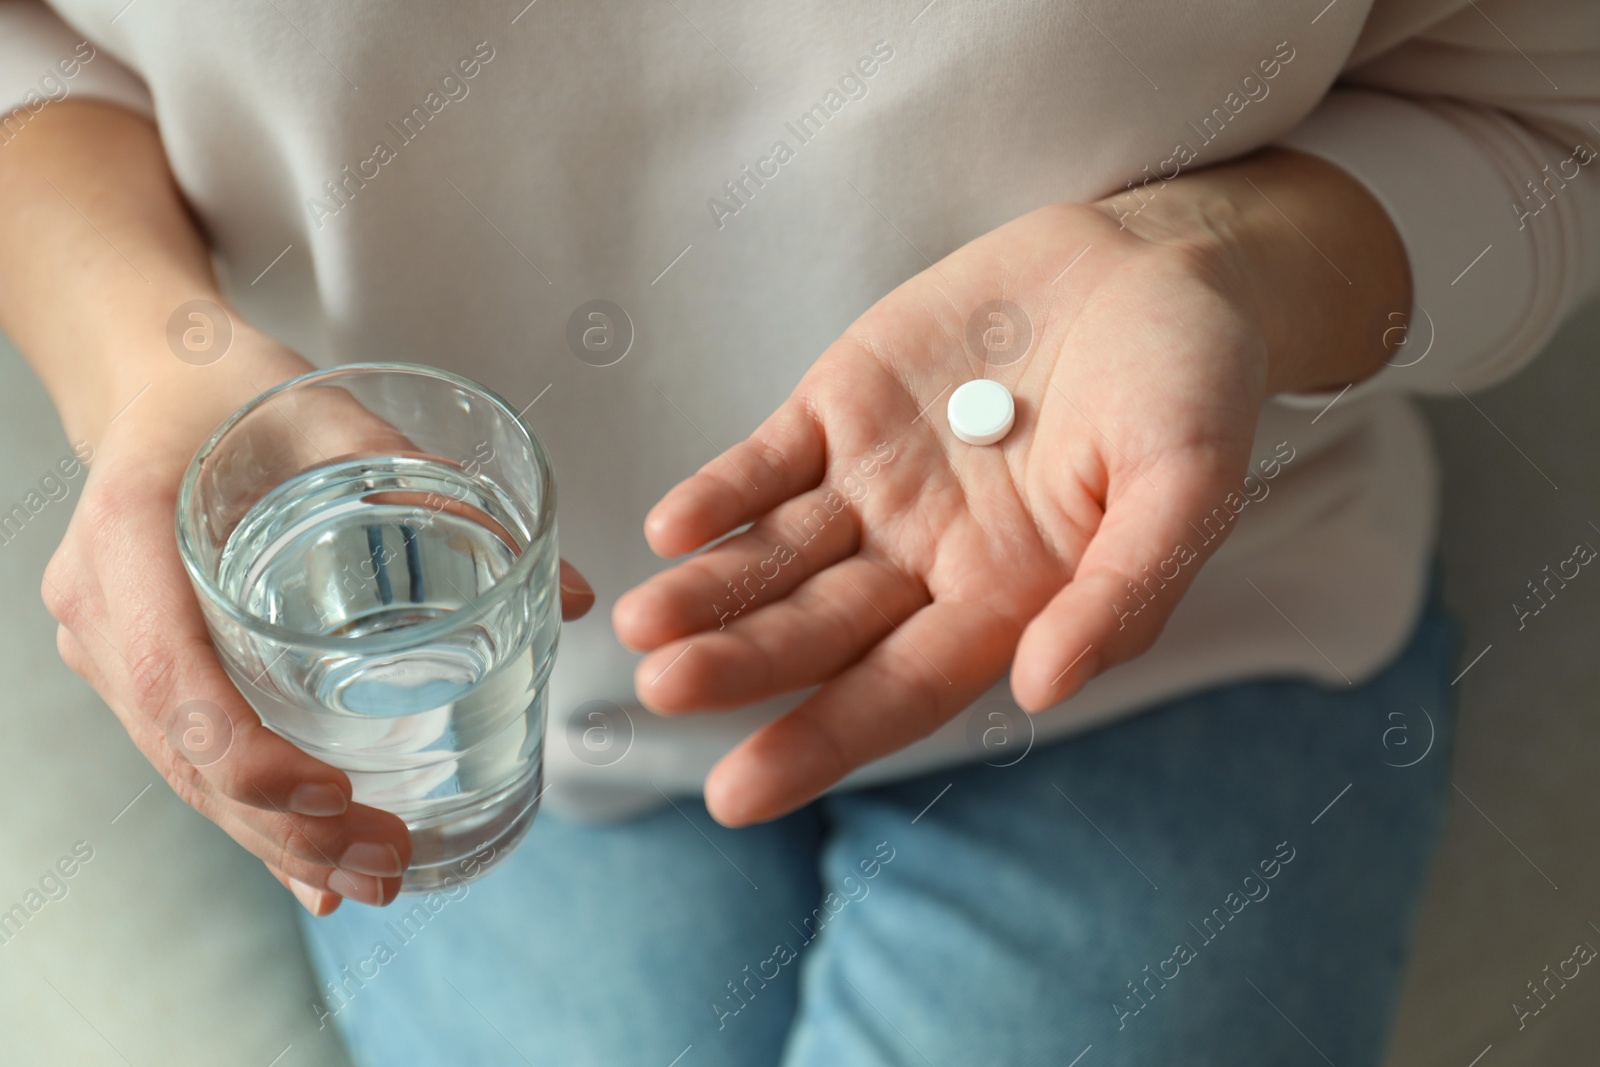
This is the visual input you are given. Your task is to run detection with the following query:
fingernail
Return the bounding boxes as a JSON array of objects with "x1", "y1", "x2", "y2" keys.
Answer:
[
  {"x1": 327, "y1": 869, "x2": 385, "y2": 906},
  {"x1": 288, "y1": 783, "x2": 348, "y2": 817},
  {"x1": 560, "y1": 558, "x2": 593, "y2": 593},
  {"x1": 289, "y1": 877, "x2": 327, "y2": 915},
  {"x1": 339, "y1": 842, "x2": 404, "y2": 877}
]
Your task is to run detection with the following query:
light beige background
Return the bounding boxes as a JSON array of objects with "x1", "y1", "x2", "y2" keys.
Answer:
[{"x1": 0, "y1": 298, "x2": 1596, "y2": 1064}]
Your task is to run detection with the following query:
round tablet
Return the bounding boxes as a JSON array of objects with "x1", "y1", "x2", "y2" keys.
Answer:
[{"x1": 946, "y1": 379, "x2": 1015, "y2": 446}]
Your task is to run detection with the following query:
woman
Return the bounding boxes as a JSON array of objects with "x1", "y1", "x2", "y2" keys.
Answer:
[{"x1": 2, "y1": 0, "x2": 1595, "y2": 1063}]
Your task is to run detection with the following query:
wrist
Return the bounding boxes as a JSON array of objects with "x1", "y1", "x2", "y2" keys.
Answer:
[
  {"x1": 1094, "y1": 147, "x2": 1412, "y2": 396},
  {"x1": 0, "y1": 100, "x2": 308, "y2": 454},
  {"x1": 70, "y1": 318, "x2": 314, "y2": 458}
]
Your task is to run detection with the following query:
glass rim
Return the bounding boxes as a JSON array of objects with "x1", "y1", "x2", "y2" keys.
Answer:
[{"x1": 175, "y1": 360, "x2": 556, "y2": 654}]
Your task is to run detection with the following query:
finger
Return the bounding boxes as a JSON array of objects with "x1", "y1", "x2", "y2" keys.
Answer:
[
  {"x1": 704, "y1": 598, "x2": 1014, "y2": 826},
  {"x1": 51, "y1": 592, "x2": 394, "y2": 891},
  {"x1": 67, "y1": 607, "x2": 371, "y2": 831},
  {"x1": 136, "y1": 630, "x2": 358, "y2": 816},
  {"x1": 634, "y1": 556, "x2": 926, "y2": 712},
  {"x1": 643, "y1": 400, "x2": 826, "y2": 557},
  {"x1": 271, "y1": 867, "x2": 344, "y2": 917},
  {"x1": 231, "y1": 791, "x2": 412, "y2": 880},
  {"x1": 559, "y1": 560, "x2": 595, "y2": 621},
  {"x1": 616, "y1": 485, "x2": 861, "y2": 651},
  {"x1": 79, "y1": 489, "x2": 357, "y2": 817},
  {"x1": 227, "y1": 812, "x2": 401, "y2": 907},
  {"x1": 78, "y1": 657, "x2": 409, "y2": 905},
  {"x1": 1011, "y1": 453, "x2": 1235, "y2": 711}
]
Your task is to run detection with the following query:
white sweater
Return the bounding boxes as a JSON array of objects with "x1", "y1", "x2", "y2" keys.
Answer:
[{"x1": 3, "y1": 0, "x2": 1597, "y2": 819}]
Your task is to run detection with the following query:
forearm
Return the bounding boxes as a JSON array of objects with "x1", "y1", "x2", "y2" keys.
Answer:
[
  {"x1": 1099, "y1": 146, "x2": 1413, "y2": 396},
  {"x1": 0, "y1": 99, "x2": 273, "y2": 448}
]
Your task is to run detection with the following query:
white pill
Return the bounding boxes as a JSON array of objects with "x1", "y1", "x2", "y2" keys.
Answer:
[{"x1": 946, "y1": 379, "x2": 1015, "y2": 446}]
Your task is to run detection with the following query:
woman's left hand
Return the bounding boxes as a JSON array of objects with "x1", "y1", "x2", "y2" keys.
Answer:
[{"x1": 615, "y1": 148, "x2": 1409, "y2": 826}]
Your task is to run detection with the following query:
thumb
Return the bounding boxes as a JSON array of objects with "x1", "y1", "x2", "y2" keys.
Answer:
[
  {"x1": 559, "y1": 560, "x2": 594, "y2": 620},
  {"x1": 1011, "y1": 453, "x2": 1241, "y2": 710}
]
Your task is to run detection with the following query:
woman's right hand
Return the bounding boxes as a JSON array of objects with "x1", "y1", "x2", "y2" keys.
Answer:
[
  {"x1": 41, "y1": 331, "x2": 421, "y2": 915},
  {"x1": 4, "y1": 100, "x2": 594, "y2": 915},
  {"x1": 42, "y1": 327, "x2": 598, "y2": 915}
]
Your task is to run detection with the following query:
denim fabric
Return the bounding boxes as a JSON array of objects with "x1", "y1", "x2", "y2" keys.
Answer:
[{"x1": 298, "y1": 585, "x2": 1459, "y2": 1066}]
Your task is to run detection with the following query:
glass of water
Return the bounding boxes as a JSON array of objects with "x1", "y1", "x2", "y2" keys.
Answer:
[{"x1": 176, "y1": 362, "x2": 560, "y2": 893}]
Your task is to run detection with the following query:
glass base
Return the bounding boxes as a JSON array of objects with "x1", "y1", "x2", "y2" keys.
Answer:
[{"x1": 396, "y1": 761, "x2": 540, "y2": 894}]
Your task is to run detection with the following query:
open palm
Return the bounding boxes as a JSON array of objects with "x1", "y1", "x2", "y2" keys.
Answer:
[{"x1": 614, "y1": 201, "x2": 1270, "y2": 826}]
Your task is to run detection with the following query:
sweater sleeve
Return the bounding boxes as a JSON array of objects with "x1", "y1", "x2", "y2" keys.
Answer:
[
  {"x1": 1268, "y1": 0, "x2": 1600, "y2": 406},
  {"x1": 0, "y1": 0, "x2": 151, "y2": 132}
]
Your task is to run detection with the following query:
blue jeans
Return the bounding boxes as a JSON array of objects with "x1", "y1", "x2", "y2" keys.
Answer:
[{"x1": 298, "y1": 585, "x2": 1459, "y2": 1066}]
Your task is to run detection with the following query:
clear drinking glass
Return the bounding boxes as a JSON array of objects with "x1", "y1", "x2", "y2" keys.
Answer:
[{"x1": 176, "y1": 362, "x2": 560, "y2": 893}]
